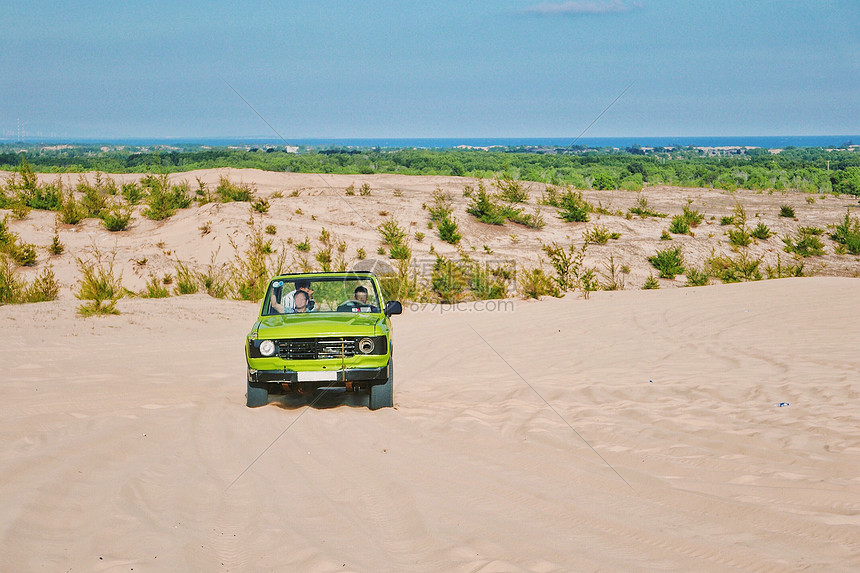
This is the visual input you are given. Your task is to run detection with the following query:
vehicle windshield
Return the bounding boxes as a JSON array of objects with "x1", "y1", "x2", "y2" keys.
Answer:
[{"x1": 263, "y1": 276, "x2": 382, "y2": 316}]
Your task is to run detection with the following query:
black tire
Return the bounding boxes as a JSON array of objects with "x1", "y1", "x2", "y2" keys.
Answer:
[
  {"x1": 369, "y1": 357, "x2": 394, "y2": 410},
  {"x1": 246, "y1": 380, "x2": 269, "y2": 408}
]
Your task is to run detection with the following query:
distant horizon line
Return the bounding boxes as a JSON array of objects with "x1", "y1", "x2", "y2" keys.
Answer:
[{"x1": 2, "y1": 134, "x2": 857, "y2": 148}]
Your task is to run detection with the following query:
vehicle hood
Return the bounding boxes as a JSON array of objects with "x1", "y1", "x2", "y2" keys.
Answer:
[{"x1": 255, "y1": 313, "x2": 384, "y2": 338}]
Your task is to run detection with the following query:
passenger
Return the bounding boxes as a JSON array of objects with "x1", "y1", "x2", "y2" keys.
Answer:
[
  {"x1": 292, "y1": 290, "x2": 311, "y2": 313},
  {"x1": 270, "y1": 279, "x2": 314, "y2": 314}
]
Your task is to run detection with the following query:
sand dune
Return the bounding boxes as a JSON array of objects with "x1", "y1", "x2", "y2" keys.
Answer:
[{"x1": 1, "y1": 277, "x2": 858, "y2": 571}]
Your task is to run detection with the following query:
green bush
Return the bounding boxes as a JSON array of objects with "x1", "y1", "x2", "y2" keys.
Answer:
[
  {"x1": 174, "y1": 261, "x2": 200, "y2": 295},
  {"x1": 494, "y1": 177, "x2": 529, "y2": 203},
  {"x1": 830, "y1": 209, "x2": 860, "y2": 255},
  {"x1": 779, "y1": 205, "x2": 795, "y2": 218},
  {"x1": 557, "y1": 190, "x2": 591, "y2": 222},
  {"x1": 100, "y1": 204, "x2": 133, "y2": 232},
  {"x1": 59, "y1": 191, "x2": 85, "y2": 225},
  {"x1": 583, "y1": 225, "x2": 621, "y2": 245},
  {"x1": 75, "y1": 247, "x2": 124, "y2": 315},
  {"x1": 628, "y1": 196, "x2": 667, "y2": 218},
  {"x1": 437, "y1": 216, "x2": 461, "y2": 244},
  {"x1": 642, "y1": 274, "x2": 660, "y2": 289},
  {"x1": 764, "y1": 254, "x2": 805, "y2": 279},
  {"x1": 705, "y1": 251, "x2": 763, "y2": 282},
  {"x1": 648, "y1": 247, "x2": 684, "y2": 279},
  {"x1": 466, "y1": 182, "x2": 506, "y2": 225},
  {"x1": 668, "y1": 215, "x2": 691, "y2": 235},
  {"x1": 49, "y1": 234, "x2": 65, "y2": 256},
  {"x1": 143, "y1": 275, "x2": 170, "y2": 298},
  {"x1": 121, "y1": 182, "x2": 145, "y2": 205},
  {"x1": 520, "y1": 266, "x2": 559, "y2": 299},
  {"x1": 541, "y1": 241, "x2": 587, "y2": 292},
  {"x1": 750, "y1": 222, "x2": 772, "y2": 240},
  {"x1": 10, "y1": 243, "x2": 37, "y2": 266},
  {"x1": 431, "y1": 255, "x2": 469, "y2": 303},
  {"x1": 783, "y1": 228, "x2": 825, "y2": 257},
  {"x1": 727, "y1": 228, "x2": 752, "y2": 247},
  {"x1": 216, "y1": 176, "x2": 255, "y2": 202},
  {"x1": 685, "y1": 267, "x2": 710, "y2": 287},
  {"x1": 719, "y1": 215, "x2": 735, "y2": 226},
  {"x1": 142, "y1": 174, "x2": 191, "y2": 220},
  {"x1": 0, "y1": 255, "x2": 23, "y2": 304}
]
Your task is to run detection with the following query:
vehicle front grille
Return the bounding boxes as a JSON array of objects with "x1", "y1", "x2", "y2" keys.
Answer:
[{"x1": 276, "y1": 337, "x2": 356, "y2": 360}]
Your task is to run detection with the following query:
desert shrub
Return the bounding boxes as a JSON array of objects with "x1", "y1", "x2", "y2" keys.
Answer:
[
  {"x1": 779, "y1": 205, "x2": 795, "y2": 218},
  {"x1": 466, "y1": 182, "x2": 506, "y2": 225},
  {"x1": 681, "y1": 204, "x2": 704, "y2": 227},
  {"x1": 668, "y1": 215, "x2": 691, "y2": 235},
  {"x1": 783, "y1": 228, "x2": 825, "y2": 257},
  {"x1": 506, "y1": 207, "x2": 545, "y2": 229},
  {"x1": 75, "y1": 246, "x2": 124, "y2": 316},
  {"x1": 49, "y1": 233, "x2": 64, "y2": 256},
  {"x1": 414, "y1": 231, "x2": 425, "y2": 241},
  {"x1": 765, "y1": 254, "x2": 806, "y2": 279},
  {"x1": 359, "y1": 183, "x2": 372, "y2": 196},
  {"x1": 437, "y1": 217, "x2": 461, "y2": 244},
  {"x1": 705, "y1": 250, "x2": 763, "y2": 282},
  {"x1": 295, "y1": 237, "x2": 311, "y2": 252},
  {"x1": 750, "y1": 222, "x2": 772, "y2": 240},
  {"x1": 251, "y1": 198, "x2": 270, "y2": 213},
  {"x1": 378, "y1": 256, "x2": 423, "y2": 303},
  {"x1": 24, "y1": 269, "x2": 55, "y2": 303},
  {"x1": 628, "y1": 195, "x2": 667, "y2": 218},
  {"x1": 642, "y1": 274, "x2": 661, "y2": 289},
  {"x1": 719, "y1": 215, "x2": 735, "y2": 226},
  {"x1": 18, "y1": 180, "x2": 64, "y2": 211},
  {"x1": 541, "y1": 241, "x2": 588, "y2": 292},
  {"x1": 378, "y1": 218, "x2": 407, "y2": 246},
  {"x1": 121, "y1": 182, "x2": 145, "y2": 205},
  {"x1": 556, "y1": 190, "x2": 591, "y2": 223},
  {"x1": 467, "y1": 259, "x2": 512, "y2": 300},
  {"x1": 78, "y1": 176, "x2": 109, "y2": 217},
  {"x1": 344, "y1": 183, "x2": 355, "y2": 196},
  {"x1": 583, "y1": 225, "x2": 621, "y2": 245},
  {"x1": 519, "y1": 265, "x2": 559, "y2": 299},
  {"x1": 59, "y1": 191, "x2": 85, "y2": 225},
  {"x1": 685, "y1": 267, "x2": 710, "y2": 287},
  {"x1": 494, "y1": 177, "x2": 529, "y2": 203},
  {"x1": 0, "y1": 255, "x2": 23, "y2": 304},
  {"x1": 142, "y1": 174, "x2": 191, "y2": 220},
  {"x1": 10, "y1": 242, "x2": 37, "y2": 266},
  {"x1": 264, "y1": 224, "x2": 277, "y2": 235},
  {"x1": 727, "y1": 227, "x2": 752, "y2": 247},
  {"x1": 174, "y1": 261, "x2": 200, "y2": 295},
  {"x1": 143, "y1": 275, "x2": 170, "y2": 298},
  {"x1": 648, "y1": 247, "x2": 684, "y2": 279},
  {"x1": 216, "y1": 177, "x2": 255, "y2": 202},
  {"x1": 315, "y1": 246, "x2": 333, "y2": 271},
  {"x1": 356, "y1": 247, "x2": 367, "y2": 260},
  {"x1": 430, "y1": 255, "x2": 469, "y2": 303},
  {"x1": 200, "y1": 250, "x2": 229, "y2": 298},
  {"x1": 660, "y1": 230, "x2": 672, "y2": 240},
  {"x1": 100, "y1": 204, "x2": 133, "y2": 232},
  {"x1": 228, "y1": 227, "x2": 287, "y2": 301},
  {"x1": 600, "y1": 255, "x2": 625, "y2": 291},
  {"x1": 830, "y1": 209, "x2": 860, "y2": 255}
]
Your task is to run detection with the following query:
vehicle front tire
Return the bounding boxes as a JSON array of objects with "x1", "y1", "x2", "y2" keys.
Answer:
[
  {"x1": 369, "y1": 358, "x2": 394, "y2": 410},
  {"x1": 246, "y1": 380, "x2": 269, "y2": 408}
]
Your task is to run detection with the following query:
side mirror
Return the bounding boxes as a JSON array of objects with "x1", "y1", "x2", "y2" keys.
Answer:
[{"x1": 384, "y1": 300, "x2": 402, "y2": 316}]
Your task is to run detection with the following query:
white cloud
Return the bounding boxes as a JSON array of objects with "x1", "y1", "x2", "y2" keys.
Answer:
[{"x1": 524, "y1": 1, "x2": 638, "y2": 16}]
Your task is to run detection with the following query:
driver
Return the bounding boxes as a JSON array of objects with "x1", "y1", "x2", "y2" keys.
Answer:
[{"x1": 353, "y1": 286, "x2": 368, "y2": 304}]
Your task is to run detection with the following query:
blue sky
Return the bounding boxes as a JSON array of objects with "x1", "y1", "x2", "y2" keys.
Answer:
[{"x1": 2, "y1": 0, "x2": 857, "y2": 139}]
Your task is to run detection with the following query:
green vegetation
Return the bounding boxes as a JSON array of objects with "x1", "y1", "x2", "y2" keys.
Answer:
[
  {"x1": 427, "y1": 189, "x2": 461, "y2": 244},
  {"x1": 0, "y1": 256, "x2": 60, "y2": 305},
  {"x1": 830, "y1": 209, "x2": 860, "y2": 255},
  {"x1": 779, "y1": 205, "x2": 796, "y2": 218},
  {"x1": 649, "y1": 247, "x2": 685, "y2": 279},
  {"x1": 783, "y1": 227, "x2": 825, "y2": 257},
  {"x1": 628, "y1": 195, "x2": 667, "y2": 218},
  {"x1": 3, "y1": 144, "x2": 858, "y2": 197},
  {"x1": 582, "y1": 225, "x2": 621, "y2": 245},
  {"x1": 642, "y1": 274, "x2": 661, "y2": 289},
  {"x1": 764, "y1": 254, "x2": 805, "y2": 279},
  {"x1": 705, "y1": 250, "x2": 763, "y2": 282},
  {"x1": 684, "y1": 267, "x2": 710, "y2": 287},
  {"x1": 750, "y1": 222, "x2": 772, "y2": 240},
  {"x1": 75, "y1": 246, "x2": 124, "y2": 315}
]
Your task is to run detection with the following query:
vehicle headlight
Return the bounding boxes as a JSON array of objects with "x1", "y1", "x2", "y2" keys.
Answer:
[
  {"x1": 259, "y1": 339, "x2": 276, "y2": 357},
  {"x1": 358, "y1": 337, "x2": 375, "y2": 354}
]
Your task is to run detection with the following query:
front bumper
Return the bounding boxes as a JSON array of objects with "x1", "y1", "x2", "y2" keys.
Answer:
[{"x1": 248, "y1": 364, "x2": 389, "y2": 386}]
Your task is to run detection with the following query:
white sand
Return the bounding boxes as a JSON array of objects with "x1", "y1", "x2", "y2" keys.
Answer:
[{"x1": 1, "y1": 277, "x2": 858, "y2": 571}]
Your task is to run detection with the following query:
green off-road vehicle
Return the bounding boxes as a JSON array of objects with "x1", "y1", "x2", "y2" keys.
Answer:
[{"x1": 245, "y1": 272, "x2": 402, "y2": 409}]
